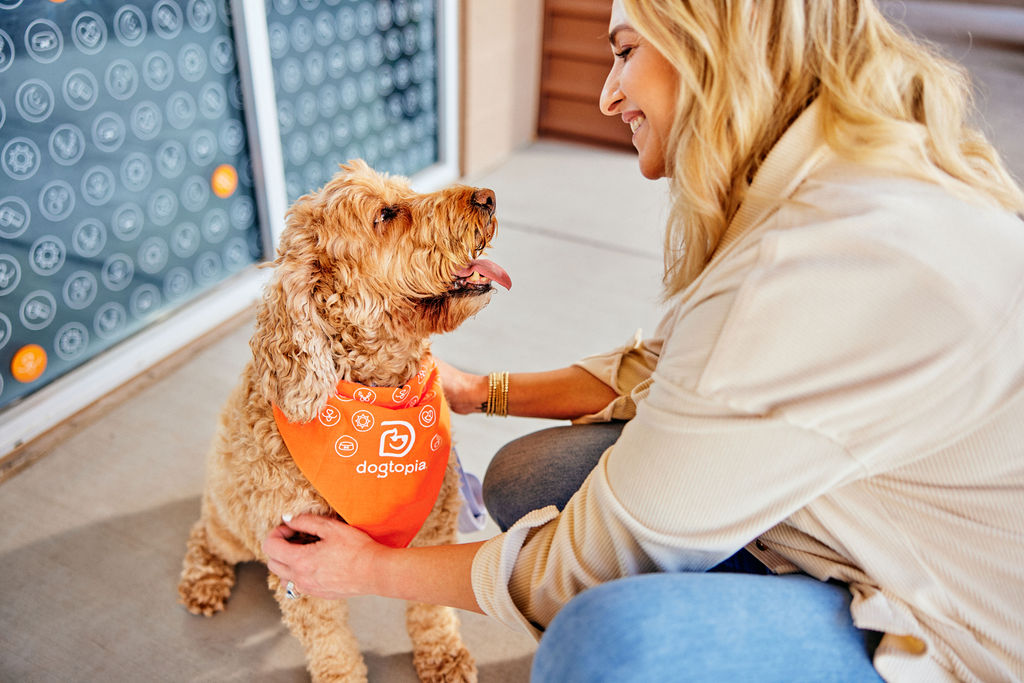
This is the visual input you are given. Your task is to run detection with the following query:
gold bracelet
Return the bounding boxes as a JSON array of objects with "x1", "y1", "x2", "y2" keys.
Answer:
[{"x1": 482, "y1": 371, "x2": 509, "y2": 417}]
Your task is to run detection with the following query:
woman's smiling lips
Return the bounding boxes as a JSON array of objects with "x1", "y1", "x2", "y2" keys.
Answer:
[{"x1": 622, "y1": 111, "x2": 646, "y2": 136}]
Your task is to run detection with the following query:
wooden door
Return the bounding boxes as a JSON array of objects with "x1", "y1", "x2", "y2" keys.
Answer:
[{"x1": 537, "y1": 0, "x2": 634, "y2": 149}]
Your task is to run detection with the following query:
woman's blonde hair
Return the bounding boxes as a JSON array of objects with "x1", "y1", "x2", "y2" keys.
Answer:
[{"x1": 623, "y1": 0, "x2": 1024, "y2": 296}]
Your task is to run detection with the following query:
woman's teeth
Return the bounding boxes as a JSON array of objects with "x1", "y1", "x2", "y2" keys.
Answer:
[{"x1": 630, "y1": 114, "x2": 645, "y2": 134}]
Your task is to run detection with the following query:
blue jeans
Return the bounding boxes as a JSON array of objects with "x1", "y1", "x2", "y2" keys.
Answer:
[
  {"x1": 533, "y1": 573, "x2": 883, "y2": 682},
  {"x1": 482, "y1": 424, "x2": 882, "y2": 681}
]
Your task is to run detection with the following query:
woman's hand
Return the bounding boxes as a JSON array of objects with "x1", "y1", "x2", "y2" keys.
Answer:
[
  {"x1": 436, "y1": 358, "x2": 487, "y2": 414},
  {"x1": 263, "y1": 514, "x2": 382, "y2": 600},
  {"x1": 263, "y1": 513, "x2": 487, "y2": 612}
]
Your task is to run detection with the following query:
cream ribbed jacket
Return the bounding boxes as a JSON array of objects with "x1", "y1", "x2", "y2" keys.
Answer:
[{"x1": 471, "y1": 103, "x2": 1024, "y2": 682}]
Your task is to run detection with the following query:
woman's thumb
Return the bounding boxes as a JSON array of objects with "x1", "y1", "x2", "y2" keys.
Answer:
[{"x1": 282, "y1": 512, "x2": 330, "y2": 539}]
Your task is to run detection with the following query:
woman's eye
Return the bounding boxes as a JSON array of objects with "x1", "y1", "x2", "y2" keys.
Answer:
[{"x1": 614, "y1": 46, "x2": 633, "y2": 60}]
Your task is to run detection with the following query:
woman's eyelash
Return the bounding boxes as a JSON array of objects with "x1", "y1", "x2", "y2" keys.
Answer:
[{"x1": 614, "y1": 46, "x2": 633, "y2": 60}]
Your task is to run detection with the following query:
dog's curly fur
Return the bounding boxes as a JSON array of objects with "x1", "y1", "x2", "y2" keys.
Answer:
[{"x1": 178, "y1": 160, "x2": 501, "y2": 682}]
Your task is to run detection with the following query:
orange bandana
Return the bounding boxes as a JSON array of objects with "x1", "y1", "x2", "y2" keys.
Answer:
[{"x1": 273, "y1": 357, "x2": 451, "y2": 548}]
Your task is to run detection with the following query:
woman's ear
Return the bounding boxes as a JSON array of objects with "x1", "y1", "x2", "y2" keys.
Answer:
[{"x1": 250, "y1": 202, "x2": 339, "y2": 424}]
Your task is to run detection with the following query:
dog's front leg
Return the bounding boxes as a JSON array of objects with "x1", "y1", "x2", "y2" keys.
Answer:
[
  {"x1": 406, "y1": 602, "x2": 477, "y2": 683},
  {"x1": 269, "y1": 573, "x2": 368, "y2": 683}
]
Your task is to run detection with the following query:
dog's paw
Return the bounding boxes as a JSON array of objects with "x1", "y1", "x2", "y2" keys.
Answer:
[
  {"x1": 308, "y1": 660, "x2": 369, "y2": 683},
  {"x1": 413, "y1": 644, "x2": 478, "y2": 683},
  {"x1": 177, "y1": 565, "x2": 236, "y2": 617}
]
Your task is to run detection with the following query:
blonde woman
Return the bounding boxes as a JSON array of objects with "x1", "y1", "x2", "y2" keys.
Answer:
[{"x1": 265, "y1": 0, "x2": 1024, "y2": 679}]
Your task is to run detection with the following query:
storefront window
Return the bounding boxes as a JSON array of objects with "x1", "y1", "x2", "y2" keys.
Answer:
[{"x1": 0, "y1": 1, "x2": 262, "y2": 410}]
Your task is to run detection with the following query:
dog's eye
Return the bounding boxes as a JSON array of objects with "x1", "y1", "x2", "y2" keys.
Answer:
[{"x1": 376, "y1": 205, "x2": 401, "y2": 225}]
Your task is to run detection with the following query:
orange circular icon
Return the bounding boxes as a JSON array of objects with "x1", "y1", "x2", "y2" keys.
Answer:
[
  {"x1": 11, "y1": 344, "x2": 48, "y2": 383},
  {"x1": 211, "y1": 164, "x2": 238, "y2": 198}
]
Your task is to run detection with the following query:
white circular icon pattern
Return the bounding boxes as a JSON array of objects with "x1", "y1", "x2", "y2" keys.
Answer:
[
  {"x1": 55, "y1": 322, "x2": 89, "y2": 361},
  {"x1": 16, "y1": 78, "x2": 55, "y2": 123},
  {"x1": 269, "y1": 0, "x2": 439, "y2": 200},
  {"x1": 49, "y1": 123, "x2": 86, "y2": 166},
  {"x1": 3, "y1": 137, "x2": 41, "y2": 180},
  {"x1": 62, "y1": 272, "x2": 98, "y2": 311},
  {"x1": 114, "y1": 6, "x2": 148, "y2": 47},
  {"x1": 0, "y1": 196, "x2": 31, "y2": 239},
  {"x1": 0, "y1": 1, "x2": 261, "y2": 410},
  {"x1": 81, "y1": 166, "x2": 116, "y2": 206},
  {"x1": 72, "y1": 219, "x2": 106, "y2": 258},
  {"x1": 24, "y1": 19, "x2": 63, "y2": 64},
  {"x1": 71, "y1": 12, "x2": 107, "y2": 55},
  {"x1": 0, "y1": 29, "x2": 16, "y2": 73},
  {"x1": 29, "y1": 234, "x2": 66, "y2": 275},
  {"x1": 38, "y1": 181, "x2": 75, "y2": 222}
]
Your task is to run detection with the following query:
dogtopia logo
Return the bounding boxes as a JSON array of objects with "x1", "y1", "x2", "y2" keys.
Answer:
[
  {"x1": 357, "y1": 459, "x2": 427, "y2": 479},
  {"x1": 379, "y1": 420, "x2": 414, "y2": 458}
]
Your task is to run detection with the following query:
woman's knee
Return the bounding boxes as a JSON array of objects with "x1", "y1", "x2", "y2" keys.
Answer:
[
  {"x1": 531, "y1": 574, "x2": 882, "y2": 683},
  {"x1": 481, "y1": 431, "x2": 547, "y2": 530},
  {"x1": 532, "y1": 577, "x2": 679, "y2": 683},
  {"x1": 482, "y1": 423, "x2": 624, "y2": 531}
]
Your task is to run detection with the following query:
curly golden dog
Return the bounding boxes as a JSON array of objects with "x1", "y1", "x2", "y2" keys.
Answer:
[{"x1": 178, "y1": 160, "x2": 509, "y2": 682}]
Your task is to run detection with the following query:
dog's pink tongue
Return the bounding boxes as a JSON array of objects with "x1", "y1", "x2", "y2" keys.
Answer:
[{"x1": 456, "y1": 259, "x2": 512, "y2": 290}]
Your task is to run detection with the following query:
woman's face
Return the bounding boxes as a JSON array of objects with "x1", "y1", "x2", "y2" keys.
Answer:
[{"x1": 599, "y1": 0, "x2": 678, "y2": 180}]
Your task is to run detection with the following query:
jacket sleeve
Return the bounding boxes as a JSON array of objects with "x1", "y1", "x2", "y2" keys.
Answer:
[{"x1": 571, "y1": 329, "x2": 662, "y2": 423}]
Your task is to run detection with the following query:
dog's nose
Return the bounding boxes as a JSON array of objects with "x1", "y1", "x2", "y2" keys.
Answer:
[{"x1": 471, "y1": 188, "x2": 496, "y2": 217}]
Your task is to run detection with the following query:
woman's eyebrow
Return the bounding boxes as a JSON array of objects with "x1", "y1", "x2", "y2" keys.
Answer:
[{"x1": 608, "y1": 24, "x2": 632, "y2": 46}]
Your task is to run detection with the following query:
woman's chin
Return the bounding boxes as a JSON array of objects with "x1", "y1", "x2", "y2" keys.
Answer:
[
  {"x1": 633, "y1": 138, "x2": 666, "y2": 179},
  {"x1": 637, "y1": 157, "x2": 666, "y2": 180}
]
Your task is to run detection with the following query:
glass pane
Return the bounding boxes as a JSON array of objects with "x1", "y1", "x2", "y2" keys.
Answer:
[
  {"x1": 265, "y1": 0, "x2": 440, "y2": 201},
  {"x1": 0, "y1": 0, "x2": 263, "y2": 410}
]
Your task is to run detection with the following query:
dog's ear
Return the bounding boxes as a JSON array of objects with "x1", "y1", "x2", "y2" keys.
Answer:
[{"x1": 250, "y1": 200, "x2": 341, "y2": 424}]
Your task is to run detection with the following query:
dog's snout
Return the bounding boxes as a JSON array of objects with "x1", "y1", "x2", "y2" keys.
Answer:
[{"x1": 471, "y1": 189, "x2": 496, "y2": 217}]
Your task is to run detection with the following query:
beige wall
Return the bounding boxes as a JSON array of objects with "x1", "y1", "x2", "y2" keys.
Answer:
[{"x1": 459, "y1": 0, "x2": 545, "y2": 177}]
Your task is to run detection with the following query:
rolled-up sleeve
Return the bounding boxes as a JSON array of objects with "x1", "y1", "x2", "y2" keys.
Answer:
[{"x1": 572, "y1": 329, "x2": 661, "y2": 423}]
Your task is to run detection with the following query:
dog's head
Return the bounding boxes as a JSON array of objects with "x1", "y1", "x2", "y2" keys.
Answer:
[{"x1": 253, "y1": 159, "x2": 510, "y2": 422}]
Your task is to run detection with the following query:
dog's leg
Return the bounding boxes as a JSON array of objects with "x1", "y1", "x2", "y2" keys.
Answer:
[
  {"x1": 406, "y1": 458, "x2": 478, "y2": 683},
  {"x1": 178, "y1": 517, "x2": 238, "y2": 616},
  {"x1": 406, "y1": 603, "x2": 477, "y2": 683},
  {"x1": 270, "y1": 573, "x2": 368, "y2": 683},
  {"x1": 178, "y1": 494, "x2": 258, "y2": 616}
]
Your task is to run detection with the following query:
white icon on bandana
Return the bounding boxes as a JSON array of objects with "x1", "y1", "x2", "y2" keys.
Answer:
[
  {"x1": 379, "y1": 421, "x2": 415, "y2": 458},
  {"x1": 318, "y1": 404, "x2": 341, "y2": 427},
  {"x1": 335, "y1": 435, "x2": 358, "y2": 458},
  {"x1": 418, "y1": 404, "x2": 436, "y2": 428},
  {"x1": 354, "y1": 387, "x2": 375, "y2": 403},
  {"x1": 352, "y1": 409, "x2": 374, "y2": 432}
]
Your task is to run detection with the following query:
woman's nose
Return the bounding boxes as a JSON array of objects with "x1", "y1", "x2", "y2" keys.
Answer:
[{"x1": 599, "y1": 67, "x2": 623, "y2": 116}]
